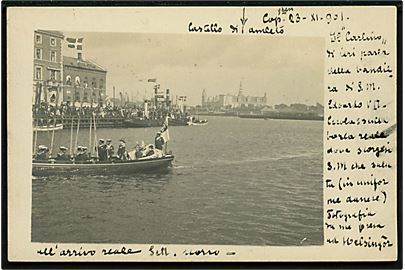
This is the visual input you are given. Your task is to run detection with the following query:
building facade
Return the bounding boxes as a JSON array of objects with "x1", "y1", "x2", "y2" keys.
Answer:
[
  {"x1": 33, "y1": 30, "x2": 64, "y2": 106},
  {"x1": 62, "y1": 53, "x2": 107, "y2": 106},
  {"x1": 201, "y1": 82, "x2": 267, "y2": 110}
]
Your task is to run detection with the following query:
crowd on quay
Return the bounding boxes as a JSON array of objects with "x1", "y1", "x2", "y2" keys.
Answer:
[
  {"x1": 33, "y1": 102, "x2": 189, "y2": 126},
  {"x1": 34, "y1": 131, "x2": 166, "y2": 163}
]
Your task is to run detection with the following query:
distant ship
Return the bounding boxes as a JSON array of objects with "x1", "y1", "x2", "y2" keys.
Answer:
[{"x1": 239, "y1": 112, "x2": 323, "y2": 121}]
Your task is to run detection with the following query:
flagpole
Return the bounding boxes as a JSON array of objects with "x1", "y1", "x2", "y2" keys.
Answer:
[
  {"x1": 113, "y1": 86, "x2": 116, "y2": 108},
  {"x1": 88, "y1": 111, "x2": 92, "y2": 155},
  {"x1": 69, "y1": 116, "x2": 74, "y2": 156}
]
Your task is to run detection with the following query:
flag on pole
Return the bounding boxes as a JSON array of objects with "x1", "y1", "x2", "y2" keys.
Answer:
[
  {"x1": 147, "y1": 78, "x2": 157, "y2": 83},
  {"x1": 66, "y1": 37, "x2": 83, "y2": 50},
  {"x1": 159, "y1": 116, "x2": 170, "y2": 143}
]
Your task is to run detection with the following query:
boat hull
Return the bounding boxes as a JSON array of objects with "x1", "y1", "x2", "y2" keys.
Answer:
[
  {"x1": 123, "y1": 119, "x2": 162, "y2": 128},
  {"x1": 32, "y1": 155, "x2": 174, "y2": 176},
  {"x1": 188, "y1": 121, "x2": 208, "y2": 126},
  {"x1": 33, "y1": 123, "x2": 63, "y2": 132},
  {"x1": 239, "y1": 113, "x2": 323, "y2": 121},
  {"x1": 123, "y1": 118, "x2": 190, "y2": 127}
]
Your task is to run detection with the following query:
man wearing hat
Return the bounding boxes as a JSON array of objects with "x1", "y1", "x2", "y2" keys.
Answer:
[
  {"x1": 155, "y1": 132, "x2": 164, "y2": 151},
  {"x1": 35, "y1": 145, "x2": 49, "y2": 160},
  {"x1": 117, "y1": 139, "x2": 128, "y2": 160},
  {"x1": 97, "y1": 139, "x2": 108, "y2": 161},
  {"x1": 106, "y1": 139, "x2": 114, "y2": 160},
  {"x1": 75, "y1": 146, "x2": 88, "y2": 161},
  {"x1": 55, "y1": 146, "x2": 70, "y2": 161}
]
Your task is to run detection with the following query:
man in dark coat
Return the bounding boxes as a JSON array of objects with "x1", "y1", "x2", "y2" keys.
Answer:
[
  {"x1": 75, "y1": 146, "x2": 89, "y2": 161},
  {"x1": 35, "y1": 145, "x2": 49, "y2": 160},
  {"x1": 97, "y1": 139, "x2": 108, "y2": 161},
  {"x1": 106, "y1": 139, "x2": 114, "y2": 160},
  {"x1": 117, "y1": 139, "x2": 128, "y2": 160},
  {"x1": 55, "y1": 146, "x2": 70, "y2": 161},
  {"x1": 154, "y1": 132, "x2": 164, "y2": 151}
]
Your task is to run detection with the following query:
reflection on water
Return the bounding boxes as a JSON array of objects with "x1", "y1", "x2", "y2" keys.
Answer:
[{"x1": 32, "y1": 116, "x2": 323, "y2": 245}]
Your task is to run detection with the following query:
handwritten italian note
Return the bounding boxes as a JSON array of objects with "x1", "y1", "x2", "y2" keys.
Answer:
[{"x1": 322, "y1": 9, "x2": 396, "y2": 254}]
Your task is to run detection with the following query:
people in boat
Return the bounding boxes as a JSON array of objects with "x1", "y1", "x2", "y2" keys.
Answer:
[
  {"x1": 97, "y1": 139, "x2": 108, "y2": 161},
  {"x1": 117, "y1": 139, "x2": 129, "y2": 160},
  {"x1": 135, "y1": 142, "x2": 143, "y2": 159},
  {"x1": 154, "y1": 132, "x2": 164, "y2": 151},
  {"x1": 55, "y1": 146, "x2": 70, "y2": 161},
  {"x1": 35, "y1": 145, "x2": 49, "y2": 160},
  {"x1": 145, "y1": 145, "x2": 155, "y2": 157},
  {"x1": 75, "y1": 146, "x2": 89, "y2": 161},
  {"x1": 106, "y1": 139, "x2": 114, "y2": 160}
]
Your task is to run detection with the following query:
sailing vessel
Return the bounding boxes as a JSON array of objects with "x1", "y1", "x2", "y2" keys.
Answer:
[{"x1": 32, "y1": 114, "x2": 174, "y2": 176}]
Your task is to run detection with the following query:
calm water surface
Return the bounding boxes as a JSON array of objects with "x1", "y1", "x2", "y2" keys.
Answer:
[{"x1": 32, "y1": 116, "x2": 323, "y2": 246}]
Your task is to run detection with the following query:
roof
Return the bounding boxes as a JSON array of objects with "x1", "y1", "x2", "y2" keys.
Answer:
[
  {"x1": 35, "y1": 29, "x2": 64, "y2": 39},
  {"x1": 63, "y1": 56, "x2": 107, "y2": 72}
]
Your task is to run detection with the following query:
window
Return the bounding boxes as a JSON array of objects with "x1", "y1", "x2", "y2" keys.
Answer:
[
  {"x1": 35, "y1": 66, "x2": 42, "y2": 80},
  {"x1": 75, "y1": 76, "x2": 81, "y2": 86},
  {"x1": 49, "y1": 70, "x2": 57, "y2": 81},
  {"x1": 50, "y1": 51, "x2": 56, "y2": 62},
  {"x1": 35, "y1": 34, "x2": 42, "y2": 44},
  {"x1": 35, "y1": 48, "x2": 42, "y2": 60},
  {"x1": 66, "y1": 75, "x2": 72, "y2": 86},
  {"x1": 50, "y1": 38, "x2": 56, "y2": 46},
  {"x1": 99, "y1": 79, "x2": 104, "y2": 89},
  {"x1": 83, "y1": 77, "x2": 88, "y2": 88},
  {"x1": 91, "y1": 78, "x2": 97, "y2": 88}
]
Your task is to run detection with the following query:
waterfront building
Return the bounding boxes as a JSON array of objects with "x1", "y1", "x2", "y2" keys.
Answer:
[
  {"x1": 274, "y1": 102, "x2": 324, "y2": 115},
  {"x1": 201, "y1": 82, "x2": 267, "y2": 110},
  {"x1": 62, "y1": 52, "x2": 107, "y2": 106},
  {"x1": 33, "y1": 30, "x2": 64, "y2": 106}
]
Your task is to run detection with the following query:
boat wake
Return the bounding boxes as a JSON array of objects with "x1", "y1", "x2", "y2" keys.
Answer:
[{"x1": 172, "y1": 165, "x2": 194, "y2": 169}]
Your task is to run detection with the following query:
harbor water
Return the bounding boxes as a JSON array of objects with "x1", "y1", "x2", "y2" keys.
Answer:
[{"x1": 32, "y1": 116, "x2": 323, "y2": 246}]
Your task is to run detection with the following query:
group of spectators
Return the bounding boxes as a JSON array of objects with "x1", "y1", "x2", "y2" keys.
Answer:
[{"x1": 33, "y1": 102, "x2": 189, "y2": 126}]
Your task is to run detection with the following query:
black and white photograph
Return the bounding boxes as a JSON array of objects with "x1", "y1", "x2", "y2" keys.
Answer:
[{"x1": 30, "y1": 31, "x2": 325, "y2": 246}]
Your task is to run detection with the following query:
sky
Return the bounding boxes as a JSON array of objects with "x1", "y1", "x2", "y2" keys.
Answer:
[{"x1": 63, "y1": 32, "x2": 325, "y2": 106}]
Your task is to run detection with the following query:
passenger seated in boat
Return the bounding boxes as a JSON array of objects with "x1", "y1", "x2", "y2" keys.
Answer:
[
  {"x1": 75, "y1": 146, "x2": 89, "y2": 161},
  {"x1": 135, "y1": 143, "x2": 143, "y2": 159},
  {"x1": 106, "y1": 139, "x2": 114, "y2": 160},
  {"x1": 154, "y1": 132, "x2": 164, "y2": 150},
  {"x1": 97, "y1": 139, "x2": 108, "y2": 161},
  {"x1": 145, "y1": 145, "x2": 155, "y2": 157},
  {"x1": 35, "y1": 145, "x2": 49, "y2": 160},
  {"x1": 55, "y1": 146, "x2": 70, "y2": 161},
  {"x1": 139, "y1": 144, "x2": 164, "y2": 159},
  {"x1": 117, "y1": 139, "x2": 129, "y2": 160}
]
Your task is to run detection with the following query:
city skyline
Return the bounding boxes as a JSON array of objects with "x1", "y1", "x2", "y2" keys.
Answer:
[{"x1": 63, "y1": 31, "x2": 325, "y2": 106}]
